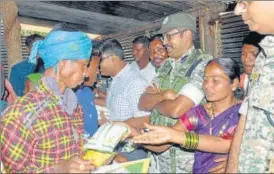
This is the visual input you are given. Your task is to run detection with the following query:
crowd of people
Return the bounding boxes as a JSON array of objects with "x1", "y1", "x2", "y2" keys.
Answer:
[{"x1": 0, "y1": 1, "x2": 273, "y2": 173}]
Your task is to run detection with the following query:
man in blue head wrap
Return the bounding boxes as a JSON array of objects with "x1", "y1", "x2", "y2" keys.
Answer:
[
  {"x1": 9, "y1": 34, "x2": 44, "y2": 97},
  {"x1": 0, "y1": 27, "x2": 96, "y2": 173}
]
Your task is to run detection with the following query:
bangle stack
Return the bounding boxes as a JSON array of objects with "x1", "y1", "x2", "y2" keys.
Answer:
[{"x1": 182, "y1": 132, "x2": 199, "y2": 150}]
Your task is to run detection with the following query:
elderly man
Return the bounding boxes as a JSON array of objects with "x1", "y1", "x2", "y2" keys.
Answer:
[
  {"x1": 1, "y1": 29, "x2": 96, "y2": 173},
  {"x1": 227, "y1": 1, "x2": 274, "y2": 173},
  {"x1": 149, "y1": 34, "x2": 168, "y2": 70},
  {"x1": 99, "y1": 38, "x2": 150, "y2": 161},
  {"x1": 136, "y1": 13, "x2": 212, "y2": 173}
]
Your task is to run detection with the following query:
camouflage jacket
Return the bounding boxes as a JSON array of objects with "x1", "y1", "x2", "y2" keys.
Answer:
[
  {"x1": 238, "y1": 36, "x2": 274, "y2": 173},
  {"x1": 149, "y1": 48, "x2": 212, "y2": 173}
]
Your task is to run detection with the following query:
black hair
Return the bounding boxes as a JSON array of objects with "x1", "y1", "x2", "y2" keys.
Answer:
[
  {"x1": 51, "y1": 23, "x2": 79, "y2": 32},
  {"x1": 132, "y1": 36, "x2": 150, "y2": 49},
  {"x1": 25, "y1": 34, "x2": 45, "y2": 73},
  {"x1": 242, "y1": 32, "x2": 265, "y2": 52},
  {"x1": 92, "y1": 41, "x2": 102, "y2": 57},
  {"x1": 25, "y1": 34, "x2": 44, "y2": 49},
  {"x1": 99, "y1": 39, "x2": 125, "y2": 60},
  {"x1": 150, "y1": 34, "x2": 163, "y2": 42},
  {"x1": 205, "y1": 58, "x2": 240, "y2": 83}
]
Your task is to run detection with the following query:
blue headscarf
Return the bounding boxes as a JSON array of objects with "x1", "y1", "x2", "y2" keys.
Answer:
[{"x1": 28, "y1": 31, "x2": 92, "y2": 69}]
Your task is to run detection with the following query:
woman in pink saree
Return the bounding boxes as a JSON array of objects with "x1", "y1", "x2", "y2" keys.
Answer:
[{"x1": 133, "y1": 58, "x2": 241, "y2": 173}]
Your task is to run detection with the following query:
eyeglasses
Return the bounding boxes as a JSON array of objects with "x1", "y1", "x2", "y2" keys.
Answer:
[
  {"x1": 161, "y1": 29, "x2": 186, "y2": 42},
  {"x1": 100, "y1": 54, "x2": 114, "y2": 60}
]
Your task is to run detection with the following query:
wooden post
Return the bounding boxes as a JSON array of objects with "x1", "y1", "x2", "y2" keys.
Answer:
[
  {"x1": 0, "y1": 1, "x2": 22, "y2": 75},
  {"x1": 199, "y1": 15, "x2": 206, "y2": 52}
]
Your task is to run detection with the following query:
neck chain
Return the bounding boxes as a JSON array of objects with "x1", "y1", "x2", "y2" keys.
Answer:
[{"x1": 209, "y1": 98, "x2": 237, "y2": 135}]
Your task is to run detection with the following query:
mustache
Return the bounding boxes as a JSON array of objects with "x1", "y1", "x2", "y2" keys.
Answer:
[
  {"x1": 153, "y1": 57, "x2": 165, "y2": 60},
  {"x1": 164, "y1": 44, "x2": 172, "y2": 49}
]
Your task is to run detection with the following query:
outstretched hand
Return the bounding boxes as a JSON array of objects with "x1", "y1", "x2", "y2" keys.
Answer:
[{"x1": 132, "y1": 123, "x2": 175, "y2": 145}]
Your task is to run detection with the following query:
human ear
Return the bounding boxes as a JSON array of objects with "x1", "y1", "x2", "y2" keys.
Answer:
[{"x1": 232, "y1": 78, "x2": 240, "y2": 91}]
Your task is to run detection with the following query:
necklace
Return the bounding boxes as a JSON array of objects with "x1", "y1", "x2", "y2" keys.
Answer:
[{"x1": 209, "y1": 98, "x2": 237, "y2": 135}]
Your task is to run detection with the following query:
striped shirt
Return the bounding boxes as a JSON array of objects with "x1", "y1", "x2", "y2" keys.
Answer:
[
  {"x1": 1, "y1": 77, "x2": 84, "y2": 173},
  {"x1": 106, "y1": 64, "x2": 150, "y2": 121}
]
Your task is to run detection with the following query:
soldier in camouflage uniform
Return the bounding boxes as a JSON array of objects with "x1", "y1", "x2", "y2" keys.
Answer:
[
  {"x1": 227, "y1": 1, "x2": 274, "y2": 173},
  {"x1": 138, "y1": 13, "x2": 212, "y2": 173}
]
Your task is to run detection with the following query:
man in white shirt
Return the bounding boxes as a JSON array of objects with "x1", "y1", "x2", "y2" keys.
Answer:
[
  {"x1": 131, "y1": 36, "x2": 156, "y2": 83},
  {"x1": 99, "y1": 38, "x2": 150, "y2": 161}
]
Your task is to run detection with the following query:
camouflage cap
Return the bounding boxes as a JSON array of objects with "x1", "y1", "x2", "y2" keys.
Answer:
[{"x1": 158, "y1": 13, "x2": 196, "y2": 34}]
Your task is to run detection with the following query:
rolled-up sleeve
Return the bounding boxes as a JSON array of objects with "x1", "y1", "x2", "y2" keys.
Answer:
[{"x1": 179, "y1": 59, "x2": 209, "y2": 105}]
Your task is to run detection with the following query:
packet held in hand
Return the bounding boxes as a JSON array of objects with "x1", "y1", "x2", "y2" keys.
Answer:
[
  {"x1": 83, "y1": 149, "x2": 116, "y2": 166},
  {"x1": 84, "y1": 122, "x2": 131, "y2": 152}
]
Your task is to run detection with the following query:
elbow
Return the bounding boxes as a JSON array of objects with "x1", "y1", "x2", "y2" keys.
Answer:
[
  {"x1": 170, "y1": 106, "x2": 184, "y2": 119},
  {"x1": 138, "y1": 102, "x2": 150, "y2": 111},
  {"x1": 138, "y1": 97, "x2": 151, "y2": 111}
]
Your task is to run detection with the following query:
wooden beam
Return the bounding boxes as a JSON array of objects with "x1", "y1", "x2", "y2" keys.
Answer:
[
  {"x1": 0, "y1": 1, "x2": 22, "y2": 74},
  {"x1": 16, "y1": 1, "x2": 149, "y2": 35},
  {"x1": 19, "y1": 16, "x2": 90, "y2": 33}
]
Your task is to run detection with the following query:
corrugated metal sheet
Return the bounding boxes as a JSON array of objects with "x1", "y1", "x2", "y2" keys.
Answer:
[
  {"x1": 0, "y1": 18, "x2": 29, "y2": 79},
  {"x1": 220, "y1": 12, "x2": 249, "y2": 72},
  {"x1": 0, "y1": 18, "x2": 9, "y2": 78}
]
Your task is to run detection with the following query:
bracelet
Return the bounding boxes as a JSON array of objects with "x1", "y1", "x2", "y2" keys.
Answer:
[{"x1": 181, "y1": 132, "x2": 199, "y2": 150}]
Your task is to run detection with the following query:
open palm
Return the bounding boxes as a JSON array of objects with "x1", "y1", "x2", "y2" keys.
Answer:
[{"x1": 132, "y1": 123, "x2": 174, "y2": 145}]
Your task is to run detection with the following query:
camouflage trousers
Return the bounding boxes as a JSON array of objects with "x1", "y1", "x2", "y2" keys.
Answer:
[{"x1": 238, "y1": 109, "x2": 274, "y2": 173}]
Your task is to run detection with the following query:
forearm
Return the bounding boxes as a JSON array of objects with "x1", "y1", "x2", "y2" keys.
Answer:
[
  {"x1": 172, "y1": 132, "x2": 231, "y2": 154},
  {"x1": 124, "y1": 116, "x2": 150, "y2": 130},
  {"x1": 226, "y1": 116, "x2": 247, "y2": 173},
  {"x1": 144, "y1": 144, "x2": 171, "y2": 153},
  {"x1": 139, "y1": 92, "x2": 164, "y2": 111},
  {"x1": 155, "y1": 95, "x2": 194, "y2": 118}
]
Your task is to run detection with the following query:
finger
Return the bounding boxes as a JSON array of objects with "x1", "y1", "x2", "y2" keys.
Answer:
[
  {"x1": 132, "y1": 133, "x2": 162, "y2": 144},
  {"x1": 214, "y1": 157, "x2": 227, "y2": 162},
  {"x1": 143, "y1": 123, "x2": 155, "y2": 131},
  {"x1": 209, "y1": 163, "x2": 225, "y2": 173},
  {"x1": 209, "y1": 167, "x2": 225, "y2": 173}
]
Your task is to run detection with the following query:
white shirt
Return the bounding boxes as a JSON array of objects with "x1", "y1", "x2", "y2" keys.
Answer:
[
  {"x1": 106, "y1": 64, "x2": 150, "y2": 121},
  {"x1": 130, "y1": 62, "x2": 157, "y2": 84}
]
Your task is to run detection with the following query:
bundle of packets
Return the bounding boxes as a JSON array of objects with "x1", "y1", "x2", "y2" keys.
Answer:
[
  {"x1": 83, "y1": 122, "x2": 131, "y2": 166},
  {"x1": 92, "y1": 158, "x2": 151, "y2": 173}
]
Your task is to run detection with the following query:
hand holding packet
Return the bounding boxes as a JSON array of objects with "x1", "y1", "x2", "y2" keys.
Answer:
[{"x1": 84, "y1": 122, "x2": 131, "y2": 152}]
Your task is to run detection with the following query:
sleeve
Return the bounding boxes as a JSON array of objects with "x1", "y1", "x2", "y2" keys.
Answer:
[
  {"x1": 179, "y1": 59, "x2": 209, "y2": 105},
  {"x1": 250, "y1": 54, "x2": 274, "y2": 117},
  {"x1": 127, "y1": 79, "x2": 151, "y2": 118},
  {"x1": 179, "y1": 107, "x2": 200, "y2": 132},
  {"x1": 9, "y1": 65, "x2": 21, "y2": 96},
  {"x1": 1, "y1": 104, "x2": 54, "y2": 173}
]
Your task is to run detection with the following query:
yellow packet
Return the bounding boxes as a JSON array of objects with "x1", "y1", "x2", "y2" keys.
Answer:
[{"x1": 83, "y1": 149, "x2": 117, "y2": 166}]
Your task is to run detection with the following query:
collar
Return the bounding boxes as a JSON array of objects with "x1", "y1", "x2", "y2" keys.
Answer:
[
  {"x1": 39, "y1": 76, "x2": 78, "y2": 116},
  {"x1": 178, "y1": 46, "x2": 195, "y2": 63},
  {"x1": 112, "y1": 64, "x2": 130, "y2": 81},
  {"x1": 259, "y1": 35, "x2": 274, "y2": 58}
]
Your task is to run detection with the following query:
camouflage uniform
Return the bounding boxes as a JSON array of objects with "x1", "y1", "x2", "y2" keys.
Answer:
[
  {"x1": 149, "y1": 47, "x2": 212, "y2": 173},
  {"x1": 238, "y1": 36, "x2": 274, "y2": 173}
]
